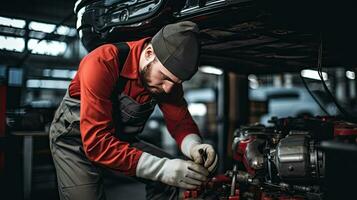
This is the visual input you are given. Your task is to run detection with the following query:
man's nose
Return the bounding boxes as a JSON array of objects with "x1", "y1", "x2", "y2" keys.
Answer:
[{"x1": 163, "y1": 82, "x2": 174, "y2": 93}]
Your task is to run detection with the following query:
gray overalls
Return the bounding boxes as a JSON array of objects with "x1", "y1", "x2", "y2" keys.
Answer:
[{"x1": 49, "y1": 43, "x2": 178, "y2": 200}]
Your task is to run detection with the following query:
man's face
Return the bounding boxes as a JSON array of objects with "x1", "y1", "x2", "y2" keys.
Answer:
[{"x1": 140, "y1": 57, "x2": 182, "y2": 96}]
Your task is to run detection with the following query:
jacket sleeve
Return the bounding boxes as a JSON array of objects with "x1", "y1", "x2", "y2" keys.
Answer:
[
  {"x1": 79, "y1": 44, "x2": 143, "y2": 176},
  {"x1": 158, "y1": 85, "x2": 201, "y2": 149}
]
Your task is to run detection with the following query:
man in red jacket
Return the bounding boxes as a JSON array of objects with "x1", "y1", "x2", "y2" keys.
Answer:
[{"x1": 49, "y1": 21, "x2": 218, "y2": 200}]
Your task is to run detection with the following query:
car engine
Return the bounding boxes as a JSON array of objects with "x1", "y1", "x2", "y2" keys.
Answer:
[{"x1": 183, "y1": 116, "x2": 357, "y2": 200}]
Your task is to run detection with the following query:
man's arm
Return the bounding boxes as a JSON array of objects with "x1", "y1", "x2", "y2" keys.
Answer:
[
  {"x1": 158, "y1": 85, "x2": 200, "y2": 148},
  {"x1": 79, "y1": 44, "x2": 143, "y2": 176},
  {"x1": 158, "y1": 86, "x2": 218, "y2": 172}
]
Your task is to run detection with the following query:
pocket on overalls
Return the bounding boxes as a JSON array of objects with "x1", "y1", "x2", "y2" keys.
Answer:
[
  {"x1": 52, "y1": 105, "x2": 65, "y2": 124},
  {"x1": 120, "y1": 106, "x2": 154, "y2": 124},
  {"x1": 119, "y1": 109, "x2": 132, "y2": 123},
  {"x1": 61, "y1": 104, "x2": 81, "y2": 137},
  {"x1": 49, "y1": 105, "x2": 68, "y2": 154},
  {"x1": 49, "y1": 106, "x2": 66, "y2": 139},
  {"x1": 119, "y1": 111, "x2": 150, "y2": 136}
]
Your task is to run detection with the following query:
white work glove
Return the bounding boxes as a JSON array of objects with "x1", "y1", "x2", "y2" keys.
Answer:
[
  {"x1": 136, "y1": 152, "x2": 209, "y2": 189},
  {"x1": 181, "y1": 134, "x2": 218, "y2": 173}
]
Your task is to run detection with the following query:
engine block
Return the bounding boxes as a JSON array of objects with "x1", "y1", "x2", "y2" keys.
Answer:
[{"x1": 183, "y1": 116, "x2": 357, "y2": 200}]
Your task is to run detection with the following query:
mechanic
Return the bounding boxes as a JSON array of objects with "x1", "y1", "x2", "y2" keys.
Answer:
[{"x1": 49, "y1": 21, "x2": 218, "y2": 200}]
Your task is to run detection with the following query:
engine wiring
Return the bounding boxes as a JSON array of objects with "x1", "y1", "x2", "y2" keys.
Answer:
[
  {"x1": 300, "y1": 74, "x2": 330, "y2": 116},
  {"x1": 315, "y1": 37, "x2": 357, "y2": 123}
]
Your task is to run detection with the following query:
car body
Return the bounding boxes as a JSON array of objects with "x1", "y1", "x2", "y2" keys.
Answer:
[
  {"x1": 75, "y1": 0, "x2": 357, "y2": 73},
  {"x1": 75, "y1": 0, "x2": 252, "y2": 51}
]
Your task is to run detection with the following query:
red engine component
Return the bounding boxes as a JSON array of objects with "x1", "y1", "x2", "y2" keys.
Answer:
[
  {"x1": 334, "y1": 121, "x2": 357, "y2": 136},
  {"x1": 183, "y1": 174, "x2": 231, "y2": 199},
  {"x1": 261, "y1": 193, "x2": 305, "y2": 200},
  {"x1": 232, "y1": 135, "x2": 256, "y2": 175},
  {"x1": 228, "y1": 189, "x2": 240, "y2": 200}
]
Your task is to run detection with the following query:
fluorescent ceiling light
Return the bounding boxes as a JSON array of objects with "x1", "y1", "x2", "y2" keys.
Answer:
[
  {"x1": 147, "y1": 120, "x2": 159, "y2": 129},
  {"x1": 29, "y1": 21, "x2": 76, "y2": 36},
  {"x1": 52, "y1": 69, "x2": 70, "y2": 78},
  {"x1": 248, "y1": 74, "x2": 259, "y2": 89},
  {"x1": 301, "y1": 69, "x2": 328, "y2": 81},
  {"x1": 199, "y1": 66, "x2": 223, "y2": 75},
  {"x1": 0, "y1": 16, "x2": 26, "y2": 28},
  {"x1": 248, "y1": 74, "x2": 257, "y2": 81},
  {"x1": 0, "y1": 36, "x2": 25, "y2": 52},
  {"x1": 188, "y1": 103, "x2": 207, "y2": 116},
  {"x1": 56, "y1": 25, "x2": 77, "y2": 36},
  {"x1": 69, "y1": 70, "x2": 77, "y2": 79},
  {"x1": 29, "y1": 21, "x2": 56, "y2": 33},
  {"x1": 28, "y1": 39, "x2": 67, "y2": 56},
  {"x1": 8, "y1": 68, "x2": 23, "y2": 86},
  {"x1": 52, "y1": 69, "x2": 77, "y2": 79},
  {"x1": 42, "y1": 69, "x2": 77, "y2": 79},
  {"x1": 27, "y1": 79, "x2": 70, "y2": 89},
  {"x1": 346, "y1": 70, "x2": 355, "y2": 80}
]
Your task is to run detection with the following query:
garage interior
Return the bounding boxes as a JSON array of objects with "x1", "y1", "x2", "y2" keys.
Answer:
[{"x1": 1, "y1": 0, "x2": 357, "y2": 200}]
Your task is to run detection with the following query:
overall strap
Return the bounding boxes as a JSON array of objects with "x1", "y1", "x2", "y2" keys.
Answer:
[{"x1": 113, "y1": 42, "x2": 130, "y2": 93}]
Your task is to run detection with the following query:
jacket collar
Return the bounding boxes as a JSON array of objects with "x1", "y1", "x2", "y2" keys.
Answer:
[{"x1": 120, "y1": 37, "x2": 151, "y2": 79}]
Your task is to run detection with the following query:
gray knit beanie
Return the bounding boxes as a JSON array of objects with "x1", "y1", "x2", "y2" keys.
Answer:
[{"x1": 151, "y1": 21, "x2": 200, "y2": 81}]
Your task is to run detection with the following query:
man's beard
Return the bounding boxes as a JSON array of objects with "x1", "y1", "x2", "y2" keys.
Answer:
[{"x1": 139, "y1": 61, "x2": 165, "y2": 97}]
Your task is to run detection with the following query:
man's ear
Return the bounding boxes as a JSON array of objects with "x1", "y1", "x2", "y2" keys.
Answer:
[{"x1": 145, "y1": 44, "x2": 156, "y2": 62}]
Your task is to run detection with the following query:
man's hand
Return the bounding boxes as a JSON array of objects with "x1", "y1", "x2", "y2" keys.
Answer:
[
  {"x1": 190, "y1": 144, "x2": 218, "y2": 173},
  {"x1": 136, "y1": 152, "x2": 209, "y2": 189},
  {"x1": 160, "y1": 158, "x2": 209, "y2": 189},
  {"x1": 181, "y1": 134, "x2": 218, "y2": 173}
]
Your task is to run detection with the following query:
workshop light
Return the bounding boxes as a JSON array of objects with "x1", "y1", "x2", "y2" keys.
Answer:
[
  {"x1": 28, "y1": 39, "x2": 67, "y2": 56},
  {"x1": 0, "y1": 16, "x2": 26, "y2": 28},
  {"x1": 68, "y1": 70, "x2": 77, "y2": 79},
  {"x1": 8, "y1": 68, "x2": 23, "y2": 86},
  {"x1": 55, "y1": 26, "x2": 77, "y2": 36},
  {"x1": 147, "y1": 120, "x2": 159, "y2": 129},
  {"x1": 188, "y1": 103, "x2": 207, "y2": 116},
  {"x1": 29, "y1": 21, "x2": 56, "y2": 33},
  {"x1": 0, "y1": 36, "x2": 25, "y2": 52},
  {"x1": 43, "y1": 69, "x2": 77, "y2": 79},
  {"x1": 346, "y1": 70, "x2": 355, "y2": 80},
  {"x1": 199, "y1": 66, "x2": 223, "y2": 75},
  {"x1": 26, "y1": 79, "x2": 70, "y2": 89},
  {"x1": 29, "y1": 21, "x2": 76, "y2": 36},
  {"x1": 248, "y1": 74, "x2": 259, "y2": 89},
  {"x1": 52, "y1": 69, "x2": 69, "y2": 78},
  {"x1": 301, "y1": 69, "x2": 328, "y2": 81}
]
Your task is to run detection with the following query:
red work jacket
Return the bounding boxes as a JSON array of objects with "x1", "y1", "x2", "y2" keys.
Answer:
[{"x1": 68, "y1": 38, "x2": 199, "y2": 176}]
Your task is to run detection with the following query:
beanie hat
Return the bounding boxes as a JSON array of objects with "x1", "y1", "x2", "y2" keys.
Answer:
[{"x1": 151, "y1": 21, "x2": 200, "y2": 81}]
